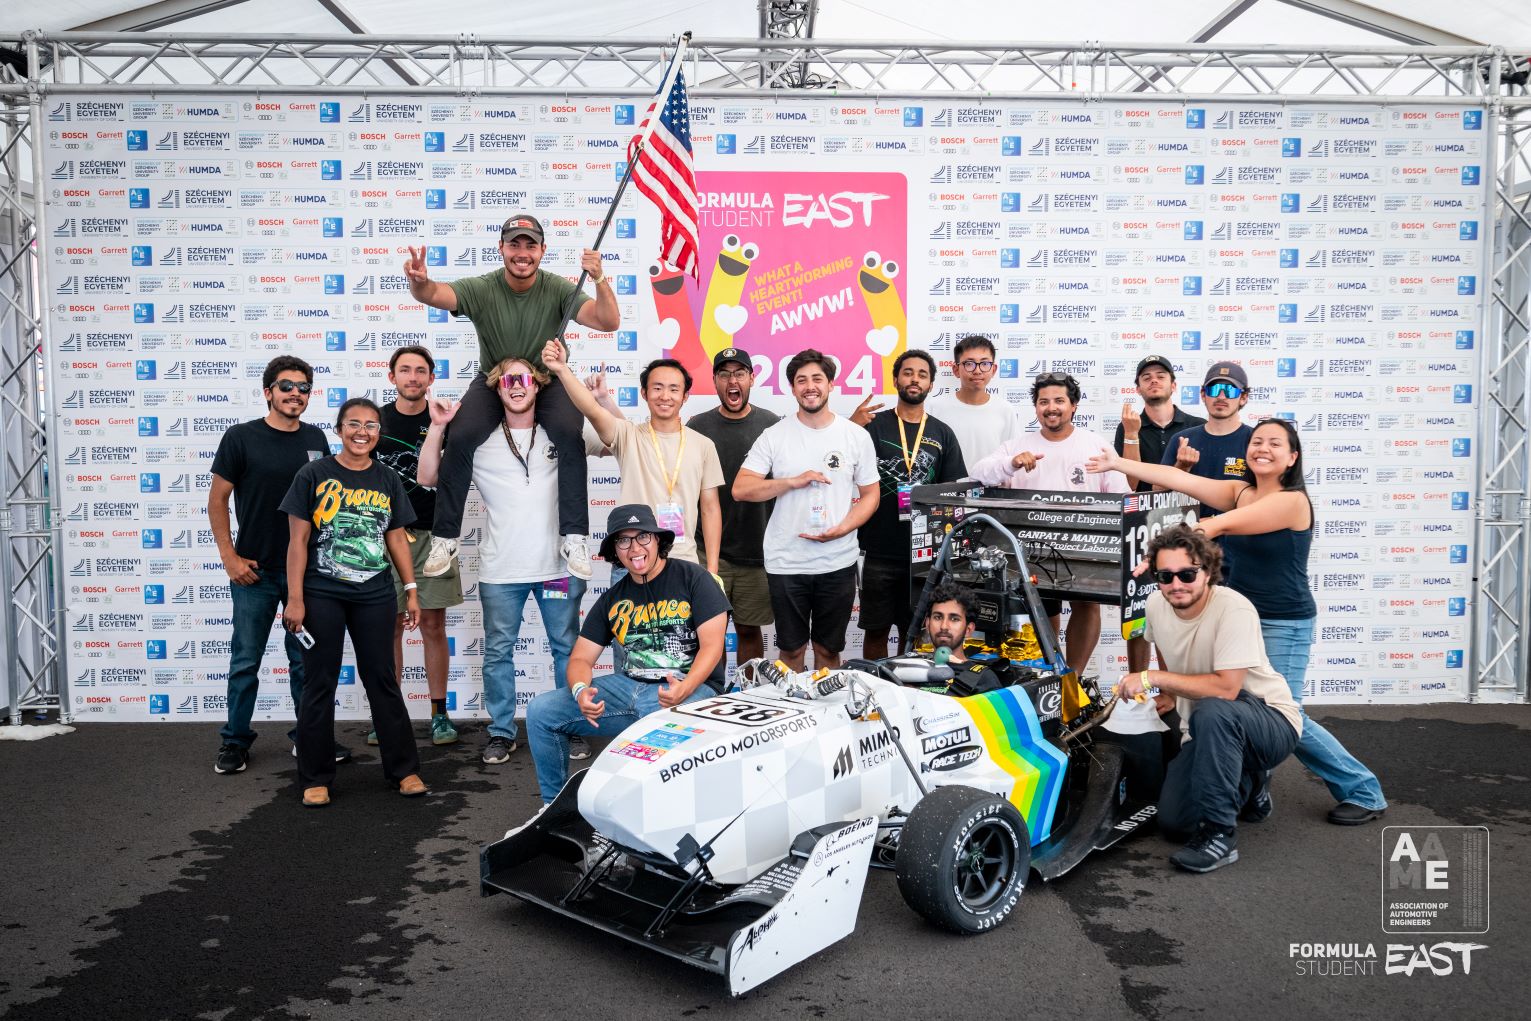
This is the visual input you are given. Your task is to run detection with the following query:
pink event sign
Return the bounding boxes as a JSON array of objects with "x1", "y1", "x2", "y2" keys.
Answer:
[{"x1": 650, "y1": 170, "x2": 908, "y2": 395}]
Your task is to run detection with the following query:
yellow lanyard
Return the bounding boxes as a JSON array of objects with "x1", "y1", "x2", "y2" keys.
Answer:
[
  {"x1": 896, "y1": 413, "x2": 928, "y2": 479},
  {"x1": 646, "y1": 421, "x2": 686, "y2": 498}
]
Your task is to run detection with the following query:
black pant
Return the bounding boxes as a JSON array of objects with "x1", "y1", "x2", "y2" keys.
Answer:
[
  {"x1": 1157, "y1": 690, "x2": 1298, "y2": 838},
  {"x1": 296, "y1": 590, "x2": 419, "y2": 788},
  {"x1": 431, "y1": 372, "x2": 587, "y2": 539}
]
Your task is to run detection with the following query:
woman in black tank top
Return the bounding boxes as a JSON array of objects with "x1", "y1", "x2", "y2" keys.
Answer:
[{"x1": 1087, "y1": 419, "x2": 1387, "y2": 825}]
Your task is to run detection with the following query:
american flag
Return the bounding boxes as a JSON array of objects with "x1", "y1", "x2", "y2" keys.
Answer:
[{"x1": 631, "y1": 65, "x2": 700, "y2": 279}]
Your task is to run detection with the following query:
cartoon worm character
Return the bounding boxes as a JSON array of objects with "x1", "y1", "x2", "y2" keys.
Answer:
[
  {"x1": 648, "y1": 262, "x2": 708, "y2": 391},
  {"x1": 857, "y1": 251, "x2": 905, "y2": 392},
  {"x1": 699, "y1": 234, "x2": 758, "y2": 360}
]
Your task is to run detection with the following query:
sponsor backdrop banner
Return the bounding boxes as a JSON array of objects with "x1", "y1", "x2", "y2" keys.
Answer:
[{"x1": 45, "y1": 95, "x2": 1484, "y2": 721}]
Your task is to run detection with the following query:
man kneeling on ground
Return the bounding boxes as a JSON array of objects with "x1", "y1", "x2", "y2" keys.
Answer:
[
  {"x1": 1116, "y1": 525, "x2": 1301, "y2": 873},
  {"x1": 524, "y1": 504, "x2": 730, "y2": 803}
]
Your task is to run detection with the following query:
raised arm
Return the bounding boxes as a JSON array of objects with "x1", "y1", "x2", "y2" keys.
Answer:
[
  {"x1": 542, "y1": 338, "x2": 619, "y2": 446},
  {"x1": 1085, "y1": 444, "x2": 1243, "y2": 512},
  {"x1": 571, "y1": 249, "x2": 621, "y2": 332},
  {"x1": 402, "y1": 245, "x2": 459, "y2": 311},
  {"x1": 415, "y1": 398, "x2": 459, "y2": 487}
]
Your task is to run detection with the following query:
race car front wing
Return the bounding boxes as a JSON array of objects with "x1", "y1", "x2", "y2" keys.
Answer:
[{"x1": 481, "y1": 773, "x2": 878, "y2": 996}]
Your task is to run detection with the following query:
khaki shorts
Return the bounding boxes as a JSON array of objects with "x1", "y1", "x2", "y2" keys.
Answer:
[
  {"x1": 718, "y1": 559, "x2": 773, "y2": 627},
  {"x1": 393, "y1": 527, "x2": 464, "y2": 612}
]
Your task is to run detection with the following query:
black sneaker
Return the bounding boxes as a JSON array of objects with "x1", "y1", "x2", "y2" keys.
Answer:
[
  {"x1": 1171, "y1": 826, "x2": 1239, "y2": 873},
  {"x1": 1327, "y1": 801, "x2": 1385, "y2": 826},
  {"x1": 291, "y1": 742, "x2": 355, "y2": 763},
  {"x1": 568, "y1": 735, "x2": 591, "y2": 761},
  {"x1": 481, "y1": 736, "x2": 517, "y2": 765},
  {"x1": 1240, "y1": 770, "x2": 1274, "y2": 823},
  {"x1": 214, "y1": 743, "x2": 248, "y2": 775}
]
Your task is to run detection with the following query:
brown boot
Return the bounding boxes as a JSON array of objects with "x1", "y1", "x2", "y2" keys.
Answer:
[
  {"x1": 398, "y1": 774, "x2": 428, "y2": 797},
  {"x1": 302, "y1": 786, "x2": 330, "y2": 807}
]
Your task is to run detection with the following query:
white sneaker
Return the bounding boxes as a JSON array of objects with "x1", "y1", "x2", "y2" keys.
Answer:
[
  {"x1": 421, "y1": 536, "x2": 458, "y2": 577},
  {"x1": 561, "y1": 535, "x2": 593, "y2": 580}
]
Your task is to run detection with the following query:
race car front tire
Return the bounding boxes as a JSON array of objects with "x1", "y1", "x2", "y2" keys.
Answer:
[{"x1": 895, "y1": 785, "x2": 1030, "y2": 934}]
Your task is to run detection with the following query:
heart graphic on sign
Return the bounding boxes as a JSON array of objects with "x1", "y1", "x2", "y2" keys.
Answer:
[
  {"x1": 655, "y1": 317, "x2": 681, "y2": 349},
  {"x1": 866, "y1": 325, "x2": 901, "y2": 357},
  {"x1": 713, "y1": 304, "x2": 748, "y2": 336}
]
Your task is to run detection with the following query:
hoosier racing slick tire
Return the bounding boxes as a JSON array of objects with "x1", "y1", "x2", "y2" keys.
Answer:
[{"x1": 895, "y1": 785, "x2": 1030, "y2": 934}]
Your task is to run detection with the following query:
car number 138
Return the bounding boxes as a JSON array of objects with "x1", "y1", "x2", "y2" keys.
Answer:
[{"x1": 674, "y1": 696, "x2": 804, "y2": 728}]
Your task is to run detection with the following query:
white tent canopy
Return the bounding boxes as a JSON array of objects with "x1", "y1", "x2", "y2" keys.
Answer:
[{"x1": 6, "y1": 0, "x2": 1531, "y2": 48}]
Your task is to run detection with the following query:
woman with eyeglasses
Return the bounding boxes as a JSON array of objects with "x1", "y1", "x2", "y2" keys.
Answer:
[
  {"x1": 1086, "y1": 417, "x2": 1387, "y2": 826},
  {"x1": 279, "y1": 397, "x2": 427, "y2": 807}
]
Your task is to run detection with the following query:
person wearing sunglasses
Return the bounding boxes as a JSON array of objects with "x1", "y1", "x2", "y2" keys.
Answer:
[
  {"x1": 402, "y1": 213, "x2": 621, "y2": 585},
  {"x1": 969, "y1": 370, "x2": 1130, "y2": 677},
  {"x1": 1114, "y1": 526, "x2": 1301, "y2": 872},
  {"x1": 523, "y1": 504, "x2": 730, "y2": 805},
  {"x1": 417, "y1": 357, "x2": 587, "y2": 767},
  {"x1": 208, "y1": 355, "x2": 347, "y2": 777},
  {"x1": 927, "y1": 335, "x2": 1023, "y2": 468},
  {"x1": 1088, "y1": 417, "x2": 1388, "y2": 827},
  {"x1": 279, "y1": 398, "x2": 426, "y2": 807}
]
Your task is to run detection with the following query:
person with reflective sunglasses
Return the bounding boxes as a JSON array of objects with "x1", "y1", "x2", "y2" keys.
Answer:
[
  {"x1": 208, "y1": 355, "x2": 346, "y2": 776},
  {"x1": 279, "y1": 398, "x2": 426, "y2": 807},
  {"x1": 1115, "y1": 526, "x2": 1301, "y2": 872},
  {"x1": 523, "y1": 504, "x2": 729, "y2": 804},
  {"x1": 927, "y1": 335, "x2": 1023, "y2": 467},
  {"x1": 1087, "y1": 416, "x2": 1388, "y2": 827},
  {"x1": 416, "y1": 357, "x2": 586, "y2": 767}
]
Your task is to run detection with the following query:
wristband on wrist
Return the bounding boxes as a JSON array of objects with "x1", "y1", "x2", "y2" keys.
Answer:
[
  {"x1": 592, "y1": 273, "x2": 607, "y2": 285},
  {"x1": 1123, "y1": 438, "x2": 1140, "y2": 445},
  {"x1": 572, "y1": 682, "x2": 589, "y2": 699},
  {"x1": 403, "y1": 582, "x2": 418, "y2": 591}
]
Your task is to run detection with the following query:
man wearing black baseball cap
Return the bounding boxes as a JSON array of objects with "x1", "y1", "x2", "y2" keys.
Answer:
[
  {"x1": 523, "y1": 504, "x2": 730, "y2": 803},
  {"x1": 687, "y1": 346, "x2": 781, "y2": 665},
  {"x1": 1115, "y1": 355, "x2": 1204, "y2": 492},
  {"x1": 1159, "y1": 361, "x2": 1255, "y2": 540},
  {"x1": 401, "y1": 213, "x2": 621, "y2": 583}
]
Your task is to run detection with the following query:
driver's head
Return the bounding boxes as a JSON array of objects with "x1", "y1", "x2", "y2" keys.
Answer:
[{"x1": 925, "y1": 581, "x2": 977, "y2": 653}]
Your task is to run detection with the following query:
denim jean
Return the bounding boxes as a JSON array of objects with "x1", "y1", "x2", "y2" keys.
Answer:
[
  {"x1": 221, "y1": 568, "x2": 305, "y2": 748},
  {"x1": 526, "y1": 671, "x2": 714, "y2": 802},
  {"x1": 1261, "y1": 617, "x2": 1387, "y2": 811},
  {"x1": 480, "y1": 577, "x2": 586, "y2": 742}
]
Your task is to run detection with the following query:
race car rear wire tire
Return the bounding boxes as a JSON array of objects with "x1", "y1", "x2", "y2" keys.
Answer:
[{"x1": 895, "y1": 785, "x2": 1030, "y2": 934}]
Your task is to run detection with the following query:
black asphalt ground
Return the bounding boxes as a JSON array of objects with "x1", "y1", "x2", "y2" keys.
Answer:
[{"x1": 3, "y1": 704, "x2": 1527, "y2": 1020}]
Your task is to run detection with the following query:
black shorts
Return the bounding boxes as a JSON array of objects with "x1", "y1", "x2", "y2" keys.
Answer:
[
  {"x1": 858, "y1": 556, "x2": 914, "y2": 633},
  {"x1": 1040, "y1": 596, "x2": 1062, "y2": 619},
  {"x1": 767, "y1": 564, "x2": 857, "y2": 654}
]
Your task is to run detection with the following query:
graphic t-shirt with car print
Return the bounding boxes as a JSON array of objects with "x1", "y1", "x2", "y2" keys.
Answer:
[{"x1": 279, "y1": 456, "x2": 415, "y2": 601}]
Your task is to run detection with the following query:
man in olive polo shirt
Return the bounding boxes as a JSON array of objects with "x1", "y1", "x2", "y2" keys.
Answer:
[{"x1": 402, "y1": 214, "x2": 620, "y2": 581}]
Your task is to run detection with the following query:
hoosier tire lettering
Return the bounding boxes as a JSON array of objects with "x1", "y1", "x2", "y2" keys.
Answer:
[{"x1": 895, "y1": 785, "x2": 1030, "y2": 934}]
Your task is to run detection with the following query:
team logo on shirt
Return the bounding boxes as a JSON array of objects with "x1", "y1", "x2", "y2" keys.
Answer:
[
  {"x1": 1071, "y1": 465, "x2": 1086, "y2": 486},
  {"x1": 825, "y1": 451, "x2": 844, "y2": 470},
  {"x1": 1224, "y1": 456, "x2": 1247, "y2": 478},
  {"x1": 544, "y1": 444, "x2": 558, "y2": 461},
  {"x1": 311, "y1": 478, "x2": 392, "y2": 527}
]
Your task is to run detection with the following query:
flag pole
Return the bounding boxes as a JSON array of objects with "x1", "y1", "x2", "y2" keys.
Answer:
[{"x1": 551, "y1": 31, "x2": 693, "y2": 353}]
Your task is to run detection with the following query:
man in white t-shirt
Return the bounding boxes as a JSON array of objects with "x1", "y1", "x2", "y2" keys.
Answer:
[
  {"x1": 543, "y1": 343, "x2": 723, "y2": 571},
  {"x1": 970, "y1": 371, "x2": 1130, "y2": 676},
  {"x1": 735, "y1": 349, "x2": 879, "y2": 671},
  {"x1": 1117, "y1": 525, "x2": 1300, "y2": 873},
  {"x1": 418, "y1": 356, "x2": 584, "y2": 766},
  {"x1": 927, "y1": 335, "x2": 1023, "y2": 467}
]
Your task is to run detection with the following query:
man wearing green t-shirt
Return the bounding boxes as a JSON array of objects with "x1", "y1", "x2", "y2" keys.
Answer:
[{"x1": 402, "y1": 213, "x2": 620, "y2": 580}]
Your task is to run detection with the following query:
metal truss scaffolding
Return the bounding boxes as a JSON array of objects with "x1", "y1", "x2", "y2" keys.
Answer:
[{"x1": 0, "y1": 33, "x2": 1527, "y2": 714}]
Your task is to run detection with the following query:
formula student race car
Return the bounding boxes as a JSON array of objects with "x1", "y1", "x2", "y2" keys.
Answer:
[{"x1": 479, "y1": 517, "x2": 1155, "y2": 995}]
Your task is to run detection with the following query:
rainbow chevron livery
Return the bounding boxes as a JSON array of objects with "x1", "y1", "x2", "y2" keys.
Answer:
[{"x1": 956, "y1": 687, "x2": 1068, "y2": 845}]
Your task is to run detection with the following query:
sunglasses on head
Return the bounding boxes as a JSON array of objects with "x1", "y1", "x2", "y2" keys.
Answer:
[
  {"x1": 1204, "y1": 381, "x2": 1244, "y2": 399},
  {"x1": 271, "y1": 380, "x2": 312, "y2": 394},
  {"x1": 1034, "y1": 371, "x2": 1075, "y2": 386},
  {"x1": 1154, "y1": 567, "x2": 1203, "y2": 585},
  {"x1": 499, "y1": 373, "x2": 536, "y2": 390}
]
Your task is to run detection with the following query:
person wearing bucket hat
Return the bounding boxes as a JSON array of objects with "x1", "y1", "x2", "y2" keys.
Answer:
[
  {"x1": 401, "y1": 213, "x2": 621, "y2": 585},
  {"x1": 523, "y1": 504, "x2": 731, "y2": 803}
]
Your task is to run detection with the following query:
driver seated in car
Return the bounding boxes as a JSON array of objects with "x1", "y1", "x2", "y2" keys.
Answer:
[
  {"x1": 917, "y1": 581, "x2": 1004, "y2": 697},
  {"x1": 523, "y1": 504, "x2": 731, "y2": 804}
]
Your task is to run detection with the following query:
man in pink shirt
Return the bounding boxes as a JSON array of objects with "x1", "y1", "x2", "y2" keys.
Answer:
[{"x1": 970, "y1": 371, "x2": 1130, "y2": 675}]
